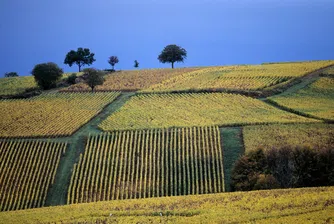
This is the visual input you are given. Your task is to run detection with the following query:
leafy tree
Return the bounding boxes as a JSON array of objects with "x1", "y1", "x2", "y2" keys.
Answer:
[
  {"x1": 64, "y1": 48, "x2": 96, "y2": 72},
  {"x1": 134, "y1": 60, "x2": 139, "y2": 68},
  {"x1": 85, "y1": 69, "x2": 105, "y2": 92},
  {"x1": 158, "y1": 44, "x2": 187, "y2": 68},
  {"x1": 108, "y1": 56, "x2": 119, "y2": 70},
  {"x1": 4, "y1": 72, "x2": 19, "y2": 77},
  {"x1": 31, "y1": 62, "x2": 63, "y2": 90}
]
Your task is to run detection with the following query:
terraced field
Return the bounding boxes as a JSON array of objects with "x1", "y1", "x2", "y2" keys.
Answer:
[
  {"x1": 0, "y1": 92, "x2": 120, "y2": 137},
  {"x1": 0, "y1": 140, "x2": 67, "y2": 211},
  {"x1": 68, "y1": 127, "x2": 224, "y2": 204},
  {"x1": 269, "y1": 77, "x2": 334, "y2": 120},
  {"x1": 142, "y1": 61, "x2": 334, "y2": 93},
  {"x1": 100, "y1": 93, "x2": 317, "y2": 131},
  {"x1": 0, "y1": 76, "x2": 38, "y2": 96},
  {"x1": 243, "y1": 123, "x2": 334, "y2": 152}
]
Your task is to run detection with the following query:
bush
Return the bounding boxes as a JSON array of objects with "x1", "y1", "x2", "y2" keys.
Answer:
[
  {"x1": 31, "y1": 62, "x2": 63, "y2": 90},
  {"x1": 5, "y1": 72, "x2": 19, "y2": 77},
  {"x1": 67, "y1": 73, "x2": 77, "y2": 85},
  {"x1": 231, "y1": 146, "x2": 334, "y2": 191}
]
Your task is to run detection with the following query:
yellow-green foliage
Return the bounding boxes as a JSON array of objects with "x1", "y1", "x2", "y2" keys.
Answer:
[
  {"x1": 62, "y1": 68, "x2": 200, "y2": 92},
  {"x1": 243, "y1": 123, "x2": 334, "y2": 152},
  {"x1": 0, "y1": 92, "x2": 120, "y2": 137},
  {"x1": 269, "y1": 77, "x2": 334, "y2": 120},
  {"x1": 0, "y1": 140, "x2": 67, "y2": 211},
  {"x1": 0, "y1": 76, "x2": 37, "y2": 96},
  {"x1": 323, "y1": 66, "x2": 334, "y2": 76},
  {"x1": 68, "y1": 127, "x2": 224, "y2": 204},
  {"x1": 142, "y1": 61, "x2": 334, "y2": 92},
  {"x1": 100, "y1": 93, "x2": 317, "y2": 131},
  {"x1": 0, "y1": 187, "x2": 333, "y2": 223}
]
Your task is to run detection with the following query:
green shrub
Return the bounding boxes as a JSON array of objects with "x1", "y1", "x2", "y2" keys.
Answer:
[
  {"x1": 67, "y1": 73, "x2": 77, "y2": 85},
  {"x1": 31, "y1": 62, "x2": 63, "y2": 90}
]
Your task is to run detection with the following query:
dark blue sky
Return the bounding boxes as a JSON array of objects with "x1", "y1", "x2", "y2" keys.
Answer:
[{"x1": 1, "y1": 0, "x2": 334, "y2": 76}]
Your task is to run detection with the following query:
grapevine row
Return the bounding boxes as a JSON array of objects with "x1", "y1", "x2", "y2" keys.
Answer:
[{"x1": 68, "y1": 126, "x2": 224, "y2": 204}]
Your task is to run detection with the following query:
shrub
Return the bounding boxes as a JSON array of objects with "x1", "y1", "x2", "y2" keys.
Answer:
[
  {"x1": 31, "y1": 62, "x2": 63, "y2": 90},
  {"x1": 67, "y1": 73, "x2": 77, "y2": 85},
  {"x1": 254, "y1": 174, "x2": 280, "y2": 190},
  {"x1": 5, "y1": 72, "x2": 19, "y2": 77}
]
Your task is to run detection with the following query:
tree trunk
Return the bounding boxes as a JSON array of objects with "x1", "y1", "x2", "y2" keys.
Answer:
[
  {"x1": 112, "y1": 65, "x2": 114, "y2": 70},
  {"x1": 91, "y1": 86, "x2": 94, "y2": 92},
  {"x1": 171, "y1": 62, "x2": 174, "y2": 69},
  {"x1": 78, "y1": 65, "x2": 81, "y2": 72}
]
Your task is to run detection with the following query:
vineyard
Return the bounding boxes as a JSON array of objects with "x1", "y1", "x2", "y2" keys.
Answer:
[
  {"x1": 243, "y1": 123, "x2": 334, "y2": 152},
  {"x1": 68, "y1": 127, "x2": 224, "y2": 204},
  {"x1": 0, "y1": 76, "x2": 37, "y2": 96},
  {"x1": 0, "y1": 92, "x2": 120, "y2": 137},
  {"x1": 1, "y1": 187, "x2": 333, "y2": 223},
  {"x1": 142, "y1": 61, "x2": 334, "y2": 92},
  {"x1": 0, "y1": 140, "x2": 67, "y2": 211},
  {"x1": 269, "y1": 77, "x2": 334, "y2": 120},
  {"x1": 62, "y1": 68, "x2": 200, "y2": 92},
  {"x1": 99, "y1": 93, "x2": 317, "y2": 131}
]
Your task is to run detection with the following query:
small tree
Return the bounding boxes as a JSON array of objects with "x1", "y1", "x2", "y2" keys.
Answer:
[
  {"x1": 5, "y1": 72, "x2": 19, "y2": 77},
  {"x1": 158, "y1": 44, "x2": 187, "y2": 68},
  {"x1": 64, "y1": 48, "x2": 96, "y2": 72},
  {"x1": 31, "y1": 62, "x2": 63, "y2": 90},
  {"x1": 85, "y1": 69, "x2": 105, "y2": 92},
  {"x1": 134, "y1": 60, "x2": 139, "y2": 68},
  {"x1": 108, "y1": 56, "x2": 119, "y2": 70}
]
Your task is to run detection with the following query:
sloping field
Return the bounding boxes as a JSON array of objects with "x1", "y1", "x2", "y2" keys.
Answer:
[
  {"x1": 68, "y1": 127, "x2": 224, "y2": 204},
  {"x1": 269, "y1": 77, "x2": 334, "y2": 120},
  {"x1": 0, "y1": 76, "x2": 37, "y2": 96},
  {"x1": 99, "y1": 93, "x2": 317, "y2": 131},
  {"x1": 0, "y1": 187, "x2": 333, "y2": 223},
  {"x1": 142, "y1": 61, "x2": 334, "y2": 92},
  {"x1": 243, "y1": 123, "x2": 334, "y2": 152},
  {"x1": 0, "y1": 92, "x2": 120, "y2": 137},
  {"x1": 62, "y1": 68, "x2": 200, "y2": 92},
  {"x1": 0, "y1": 140, "x2": 67, "y2": 211}
]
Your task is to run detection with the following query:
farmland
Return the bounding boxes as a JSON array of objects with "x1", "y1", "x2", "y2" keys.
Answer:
[
  {"x1": 0, "y1": 140, "x2": 67, "y2": 211},
  {"x1": 243, "y1": 123, "x2": 334, "y2": 152},
  {"x1": 0, "y1": 186, "x2": 333, "y2": 223},
  {"x1": 0, "y1": 60, "x2": 333, "y2": 223},
  {"x1": 0, "y1": 76, "x2": 37, "y2": 96},
  {"x1": 100, "y1": 93, "x2": 317, "y2": 131},
  {"x1": 269, "y1": 77, "x2": 334, "y2": 120},
  {"x1": 63, "y1": 68, "x2": 200, "y2": 92},
  {"x1": 0, "y1": 92, "x2": 120, "y2": 137},
  {"x1": 142, "y1": 61, "x2": 334, "y2": 92},
  {"x1": 68, "y1": 127, "x2": 224, "y2": 204}
]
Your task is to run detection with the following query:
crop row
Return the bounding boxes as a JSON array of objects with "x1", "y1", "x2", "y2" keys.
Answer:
[
  {"x1": 68, "y1": 126, "x2": 224, "y2": 204},
  {"x1": 0, "y1": 140, "x2": 67, "y2": 211}
]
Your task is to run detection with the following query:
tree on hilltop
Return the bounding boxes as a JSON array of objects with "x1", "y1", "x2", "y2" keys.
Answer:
[
  {"x1": 134, "y1": 60, "x2": 139, "y2": 68},
  {"x1": 108, "y1": 56, "x2": 119, "y2": 70},
  {"x1": 64, "y1": 48, "x2": 96, "y2": 72},
  {"x1": 158, "y1": 44, "x2": 187, "y2": 69},
  {"x1": 5, "y1": 72, "x2": 19, "y2": 77}
]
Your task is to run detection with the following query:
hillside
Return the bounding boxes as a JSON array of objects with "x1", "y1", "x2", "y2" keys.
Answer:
[
  {"x1": 0, "y1": 186, "x2": 333, "y2": 223},
  {"x1": 0, "y1": 60, "x2": 333, "y2": 223}
]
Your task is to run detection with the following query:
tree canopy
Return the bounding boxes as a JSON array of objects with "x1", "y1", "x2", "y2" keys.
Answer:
[
  {"x1": 134, "y1": 60, "x2": 139, "y2": 68},
  {"x1": 85, "y1": 69, "x2": 105, "y2": 92},
  {"x1": 158, "y1": 44, "x2": 187, "y2": 68},
  {"x1": 108, "y1": 56, "x2": 119, "y2": 70},
  {"x1": 31, "y1": 62, "x2": 63, "y2": 90},
  {"x1": 64, "y1": 48, "x2": 96, "y2": 72}
]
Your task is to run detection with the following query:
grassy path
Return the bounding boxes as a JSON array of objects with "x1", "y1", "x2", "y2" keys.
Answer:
[
  {"x1": 220, "y1": 127, "x2": 244, "y2": 192},
  {"x1": 45, "y1": 92, "x2": 135, "y2": 206}
]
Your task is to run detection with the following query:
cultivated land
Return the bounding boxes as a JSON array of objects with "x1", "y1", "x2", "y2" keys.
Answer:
[
  {"x1": 0, "y1": 60, "x2": 333, "y2": 223},
  {"x1": 0, "y1": 187, "x2": 333, "y2": 223},
  {"x1": 99, "y1": 93, "x2": 317, "y2": 131}
]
